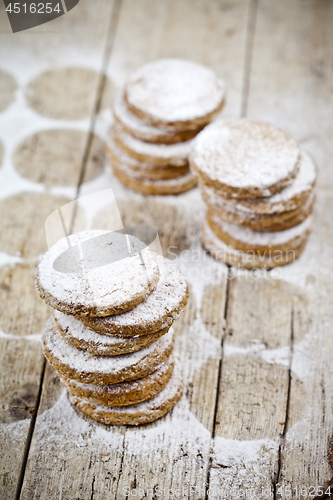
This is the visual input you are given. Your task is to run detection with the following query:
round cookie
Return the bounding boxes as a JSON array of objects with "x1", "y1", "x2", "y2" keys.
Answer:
[
  {"x1": 206, "y1": 209, "x2": 314, "y2": 254},
  {"x1": 69, "y1": 360, "x2": 183, "y2": 425},
  {"x1": 81, "y1": 257, "x2": 188, "y2": 337},
  {"x1": 60, "y1": 355, "x2": 175, "y2": 407},
  {"x1": 125, "y1": 58, "x2": 225, "y2": 131},
  {"x1": 112, "y1": 163, "x2": 196, "y2": 195},
  {"x1": 106, "y1": 140, "x2": 189, "y2": 180},
  {"x1": 203, "y1": 186, "x2": 315, "y2": 232},
  {"x1": 190, "y1": 119, "x2": 300, "y2": 198},
  {"x1": 112, "y1": 125, "x2": 191, "y2": 167},
  {"x1": 35, "y1": 230, "x2": 160, "y2": 318},
  {"x1": 114, "y1": 92, "x2": 201, "y2": 144},
  {"x1": 216, "y1": 150, "x2": 316, "y2": 215},
  {"x1": 54, "y1": 310, "x2": 169, "y2": 356},
  {"x1": 42, "y1": 316, "x2": 175, "y2": 385},
  {"x1": 201, "y1": 219, "x2": 308, "y2": 269}
]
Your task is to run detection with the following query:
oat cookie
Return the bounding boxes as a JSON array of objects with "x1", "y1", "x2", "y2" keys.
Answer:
[
  {"x1": 125, "y1": 59, "x2": 225, "y2": 131},
  {"x1": 81, "y1": 257, "x2": 188, "y2": 337},
  {"x1": 114, "y1": 92, "x2": 201, "y2": 144},
  {"x1": 112, "y1": 124, "x2": 191, "y2": 167},
  {"x1": 42, "y1": 316, "x2": 174, "y2": 385},
  {"x1": 212, "y1": 150, "x2": 316, "y2": 215},
  {"x1": 206, "y1": 209, "x2": 314, "y2": 254},
  {"x1": 201, "y1": 219, "x2": 307, "y2": 269},
  {"x1": 35, "y1": 230, "x2": 160, "y2": 317},
  {"x1": 113, "y1": 163, "x2": 196, "y2": 195},
  {"x1": 54, "y1": 310, "x2": 169, "y2": 356},
  {"x1": 106, "y1": 140, "x2": 189, "y2": 180},
  {"x1": 69, "y1": 359, "x2": 184, "y2": 425},
  {"x1": 204, "y1": 187, "x2": 315, "y2": 232},
  {"x1": 61, "y1": 355, "x2": 175, "y2": 407},
  {"x1": 191, "y1": 120, "x2": 300, "y2": 198}
]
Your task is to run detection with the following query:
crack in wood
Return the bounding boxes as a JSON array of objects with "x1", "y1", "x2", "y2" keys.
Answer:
[
  {"x1": 273, "y1": 308, "x2": 294, "y2": 500},
  {"x1": 204, "y1": 267, "x2": 231, "y2": 500},
  {"x1": 14, "y1": 358, "x2": 46, "y2": 500},
  {"x1": 70, "y1": 0, "x2": 124, "y2": 231},
  {"x1": 241, "y1": 0, "x2": 258, "y2": 117},
  {"x1": 90, "y1": 475, "x2": 96, "y2": 500}
]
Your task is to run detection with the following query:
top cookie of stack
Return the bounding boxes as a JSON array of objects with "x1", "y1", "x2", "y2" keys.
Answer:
[
  {"x1": 35, "y1": 230, "x2": 188, "y2": 425},
  {"x1": 190, "y1": 119, "x2": 316, "y2": 268},
  {"x1": 107, "y1": 58, "x2": 226, "y2": 195}
]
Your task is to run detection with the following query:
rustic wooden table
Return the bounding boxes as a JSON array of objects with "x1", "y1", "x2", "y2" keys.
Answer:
[{"x1": 0, "y1": 1, "x2": 332, "y2": 499}]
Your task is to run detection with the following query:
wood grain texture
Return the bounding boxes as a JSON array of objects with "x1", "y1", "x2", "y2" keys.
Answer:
[
  {"x1": 2, "y1": 0, "x2": 332, "y2": 498},
  {"x1": 207, "y1": 276, "x2": 292, "y2": 499},
  {"x1": 0, "y1": 263, "x2": 51, "y2": 338},
  {"x1": 108, "y1": 0, "x2": 250, "y2": 118},
  {"x1": 247, "y1": 0, "x2": 333, "y2": 497},
  {"x1": 0, "y1": 339, "x2": 44, "y2": 500}
]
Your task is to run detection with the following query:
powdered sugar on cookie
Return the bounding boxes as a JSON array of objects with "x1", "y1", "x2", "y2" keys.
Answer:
[
  {"x1": 54, "y1": 309, "x2": 168, "y2": 356},
  {"x1": 35, "y1": 230, "x2": 160, "y2": 317},
  {"x1": 81, "y1": 256, "x2": 188, "y2": 336},
  {"x1": 125, "y1": 59, "x2": 225, "y2": 130},
  {"x1": 69, "y1": 360, "x2": 184, "y2": 425},
  {"x1": 209, "y1": 211, "x2": 314, "y2": 247},
  {"x1": 114, "y1": 92, "x2": 199, "y2": 144},
  {"x1": 191, "y1": 120, "x2": 300, "y2": 197}
]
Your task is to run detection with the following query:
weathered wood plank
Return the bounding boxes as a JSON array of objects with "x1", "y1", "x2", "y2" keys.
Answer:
[
  {"x1": 207, "y1": 276, "x2": 292, "y2": 499},
  {"x1": 245, "y1": 0, "x2": 333, "y2": 496},
  {"x1": 0, "y1": 339, "x2": 44, "y2": 499},
  {"x1": 108, "y1": 0, "x2": 250, "y2": 118},
  {"x1": 0, "y1": 1, "x2": 116, "y2": 498}
]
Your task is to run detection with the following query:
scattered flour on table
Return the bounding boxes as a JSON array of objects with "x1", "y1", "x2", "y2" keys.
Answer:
[
  {"x1": 224, "y1": 334, "x2": 317, "y2": 382},
  {"x1": 209, "y1": 437, "x2": 279, "y2": 500}
]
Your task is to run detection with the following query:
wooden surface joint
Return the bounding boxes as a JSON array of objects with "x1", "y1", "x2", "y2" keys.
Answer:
[
  {"x1": 204, "y1": 267, "x2": 231, "y2": 500},
  {"x1": 14, "y1": 359, "x2": 46, "y2": 500},
  {"x1": 241, "y1": 0, "x2": 258, "y2": 117},
  {"x1": 273, "y1": 307, "x2": 294, "y2": 500}
]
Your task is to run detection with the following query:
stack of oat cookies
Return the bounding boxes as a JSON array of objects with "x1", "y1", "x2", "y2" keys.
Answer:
[
  {"x1": 190, "y1": 120, "x2": 316, "y2": 268},
  {"x1": 35, "y1": 230, "x2": 188, "y2": 425},
  {"x1": 107, "y1": 58, "x2": 226, "y2": 195}
]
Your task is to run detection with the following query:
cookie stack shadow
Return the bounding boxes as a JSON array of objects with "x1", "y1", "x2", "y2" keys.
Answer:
[
  {"x1": 190, "y1": 119, "x2": 317, "y2": 268},
  {"x1": 35, "y1": 231, "x2": 188, "y2": 425},
  {"x1": 106, "y1": 58, "x2": 226, "y2": 195}
]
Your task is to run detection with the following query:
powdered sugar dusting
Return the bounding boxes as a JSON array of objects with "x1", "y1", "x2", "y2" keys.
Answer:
[
  {"x1": 71, "y1": 359, "x2": 182, "y2": 416},
  {"x1": 125, "y1": 58, "x2": 225, "y2": 125},
  {"x1": 209, "y1": 437, "x2": 279, "y2": 500},
  {"x1": 35, "y1": 230, "x2": 160, "y2": 317},
  {"x1": 113, "y1": 125, "x2": 191, "y2": 166},
  {"x1": 54, "y1": 310, "x2": 166, "y2": 355},
  {"x1": 202, "y1": 181, "x2": 315, "y2": 226},
  {"x1": 191, "y1": 119, "x2": 300, "y2": 192},
  {"x1": 114, "y1": 91, "x2": 198, "y2": 143},
  {"x1": 210, "y1": 211, "x2": 314, "y2": 247},
  {"x1": 63, "y1": 356, "x2": 174, "y2": 397},
  {"x1": 230, "y1": 150, "x2": 316, "y2": 214},
  {"x1": 107, "y1": 137, "x2": 188, "y2": 173}
]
